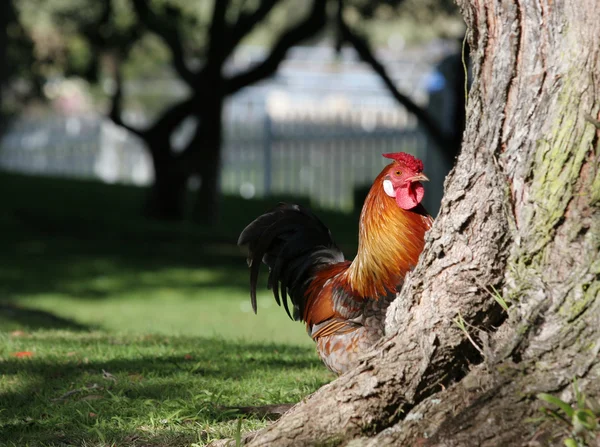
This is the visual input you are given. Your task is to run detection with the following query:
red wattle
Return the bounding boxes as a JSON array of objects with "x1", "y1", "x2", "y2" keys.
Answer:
[{"x1": 395, "y1": 182, "x2": 424, "y2": 210}]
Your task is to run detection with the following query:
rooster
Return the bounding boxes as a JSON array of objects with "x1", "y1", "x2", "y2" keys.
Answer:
[{"x1": 238, "y1": 152, "x2": 432, "y2": 374}]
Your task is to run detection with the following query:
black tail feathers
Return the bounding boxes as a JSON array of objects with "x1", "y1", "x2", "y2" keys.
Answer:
[{"x1": 238, "y1": 203, "x2": 344, "y2": 320}]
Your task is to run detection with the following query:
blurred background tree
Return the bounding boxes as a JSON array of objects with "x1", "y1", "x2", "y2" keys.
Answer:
[
  {"x1": 3, "y1": 0, "x2": 465, "y2": 224},
  {"x1": 0, "y1": 0, "x2": 39, "y2": 132}
]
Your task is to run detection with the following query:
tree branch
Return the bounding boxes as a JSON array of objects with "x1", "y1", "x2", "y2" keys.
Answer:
[
  {"x1": 205, "y1": 0, "x2": 230, "y2": 71},
  {"x1": 131, "y1": 0, "x2": 196, "y2": 87},
  {"x1": 108, "y1": 58, "x2": 147, "y2": 140},
  {"x1": 225, "y1": 0, "x2": 326, "y2": 95},
  {"x1": 145, "y1": 97, "x2": 196, "y2": 146},
  {"x1": 223, "y1": 0, "x2": 281, "y2": 59},
  {"x1": 108, "y1": 53, "x2": 194, "y2": 145},
  {"x1": 337, "y1": 1, "x2": 451, "y2": 150}
]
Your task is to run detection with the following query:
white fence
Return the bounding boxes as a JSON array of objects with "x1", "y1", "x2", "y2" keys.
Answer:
[
  {"x1": 222, "y1": 104, "x2": 427, "y2": 210},
  {"x1": 0, "y1": 115, "x2": 152, "y2": 185},
  {"x1": 0, "y1": 103, "x2": 428, "y2": 211}
]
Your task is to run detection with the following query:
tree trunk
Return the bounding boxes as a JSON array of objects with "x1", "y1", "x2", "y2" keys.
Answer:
[
  {"x1": 191, "y1": 95, "x2": 223, "y2": 226},
  {"x1": 142, "y1": 95, "x2": 223, "y2": 225},
  {"x1": 213, "y1": 1, "x2": 600, "y2": 446},
  {"x1": 144, "y1": 148, "x2": 188, "y2": 221}
]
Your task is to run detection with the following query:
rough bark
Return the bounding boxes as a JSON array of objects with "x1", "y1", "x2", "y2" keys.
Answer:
[{"x1": 212, "y1": 0, "x2": 600, "y2": 445}]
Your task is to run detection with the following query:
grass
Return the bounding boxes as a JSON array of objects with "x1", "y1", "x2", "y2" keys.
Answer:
[
  {"x1": 1, "y1": 333, "x2": 327, "y2": 446},
  {"x1": 536, "y1": 380, "x2": 600, "y2": 447},
  {"x1": 0, "y1": 172, "x2": 356, "y2": 446}
]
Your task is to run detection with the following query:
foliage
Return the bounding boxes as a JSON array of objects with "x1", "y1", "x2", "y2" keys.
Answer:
[
  {"x1": 1, "y1": 0, "x2": 38, "y2": 115},
  {"x1": 10, "y1": 0, "x2": 463, "y2": 105},
  {"x1": 11, "y1": 0, "x2": 312, "y2": 96},
  {"x1": 537, "y1": 380, "x2": 600, "y2": 447},
  {"x1": 347, "y1": 0, "x2": 463, "y2": 45}
]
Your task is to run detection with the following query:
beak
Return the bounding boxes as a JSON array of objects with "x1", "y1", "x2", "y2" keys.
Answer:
[{"x1": 407, "y1": 173, "x2": 429, "y2": 183}]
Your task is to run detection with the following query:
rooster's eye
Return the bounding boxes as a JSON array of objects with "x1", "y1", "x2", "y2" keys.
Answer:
[{"x1": 395, "y1": 170, "x2": 402, "y2": 176}]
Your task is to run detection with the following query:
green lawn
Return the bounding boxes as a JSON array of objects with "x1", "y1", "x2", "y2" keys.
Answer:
[{"x1": 0, "y1": 172, "x2": 357, "y2": 446}]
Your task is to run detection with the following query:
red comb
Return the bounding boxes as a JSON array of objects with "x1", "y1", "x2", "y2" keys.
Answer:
[{"x1": 382, "y1": 152, "x2": 423, "y2": 172}]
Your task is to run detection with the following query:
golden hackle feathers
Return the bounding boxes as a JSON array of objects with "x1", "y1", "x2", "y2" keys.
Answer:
[{"x1": 345, "y1": 167, "x2": 433, "y2": 298}]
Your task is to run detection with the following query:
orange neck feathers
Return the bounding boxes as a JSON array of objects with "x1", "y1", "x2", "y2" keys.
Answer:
[{"x1": 345, "y1": 169, "x2": 432, "y2": 298}]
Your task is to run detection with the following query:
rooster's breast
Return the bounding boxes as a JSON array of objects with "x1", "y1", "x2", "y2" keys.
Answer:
[{"x1": 314, "y1": 293, "x2": 395, "y2": 375}]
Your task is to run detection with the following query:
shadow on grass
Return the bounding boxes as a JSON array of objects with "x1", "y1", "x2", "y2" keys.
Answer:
[
  {"x1": 0, "y1": 173, "x2": 338, "y2": 445},
  {"x1": 0, "y1": 334, "x2": 330, "y2": 446},
  {"x1": 0, "y1": 304, "x2": 92, "y2": 331},
  {"x1": 0, "y1": 172, "x2": 358, "y2": 306}
]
